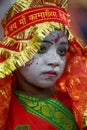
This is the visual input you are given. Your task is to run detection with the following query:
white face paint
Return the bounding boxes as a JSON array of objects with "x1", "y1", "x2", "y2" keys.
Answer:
[{"x1": 19, "y1": 29, "x2": 68, "y2": 88}]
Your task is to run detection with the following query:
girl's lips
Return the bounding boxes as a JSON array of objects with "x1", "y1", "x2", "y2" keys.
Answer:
[
  {"x1": 42, "y1": 71, "x2": 58, "y2": 78},
  {"x1": 43, "y1": 71, "x2": 57, "y2": 75}
]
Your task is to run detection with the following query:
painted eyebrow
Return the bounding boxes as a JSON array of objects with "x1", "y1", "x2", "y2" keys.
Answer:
[
  {"x1": 42, "y1": 39, "x2": 68, "y2": 45},
  {"x1": 42, "y1": 39, "x2": 54, "y2": 45},
  {"x1": 59, "y1": 41, "x2": 68, "y2": 45},
  {"x1": 58, "y1": 42, "x2": 69, "y2": 49}
]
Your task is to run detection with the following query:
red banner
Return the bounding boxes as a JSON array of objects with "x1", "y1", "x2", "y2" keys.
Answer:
[{"x1": 4, "y1": 6, "x2": 68, "y2": 37}]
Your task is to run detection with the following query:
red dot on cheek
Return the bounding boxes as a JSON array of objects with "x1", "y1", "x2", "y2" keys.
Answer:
[{"x1": 25, "y1": 58, "x2": 34, "y2": 67}]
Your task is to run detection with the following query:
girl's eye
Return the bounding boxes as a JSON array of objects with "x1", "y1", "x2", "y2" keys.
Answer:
[
  {"x1": 57, "y1": 48, "x2": 67, "y2": 56},
  {"x1": 38, "y1": 45, "x2": 47, "y2": 54}
]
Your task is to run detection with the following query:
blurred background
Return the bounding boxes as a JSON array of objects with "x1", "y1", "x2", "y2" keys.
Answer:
[
  {"x1": 68, "y1": 0, "x2": 87, "y2": 44},
  {"x1": 0, "y1": 0, "x2": 16, "y2": 39}
]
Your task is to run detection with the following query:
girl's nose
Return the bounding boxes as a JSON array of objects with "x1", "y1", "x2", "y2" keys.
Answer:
[
  {"x1": 47, "y1": 61, "x2": 59, "y2": 67},
  {"x1": 46, "y1": 49, "x2": 61, "y2": 67}
]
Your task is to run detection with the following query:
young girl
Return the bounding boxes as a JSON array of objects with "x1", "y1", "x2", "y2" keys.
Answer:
[{"x1": 0, "y1": 0, "x2": 87, "y2": 129}]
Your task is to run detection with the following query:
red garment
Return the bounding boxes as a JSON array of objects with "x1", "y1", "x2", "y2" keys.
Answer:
[
  {"x1": 6, "y1": 91, "x2": 78, "y2": 130},
  {"x1": 52, "y1": 91, "x2": 73, "y2": 110},
  {"x1": 6, "y1": 95, "x2": 57, "y2": 130}
]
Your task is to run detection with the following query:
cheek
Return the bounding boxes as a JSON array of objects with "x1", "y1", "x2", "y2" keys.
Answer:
[
  {"x1": 25, "y1": 54, "x2": 41, "y2": 67},
  {"x1": 60, "y1": 56, "x2": 66, "y2": 65},
  {"x1": 24, "y1": 56, "x2": 41, "y2": 73},
  {"x1": 63, "y1": 59, "x2": 66, "y2": 66},
  {"x1": 60, "y1": 58, "x2": 66, "y2": 70}
]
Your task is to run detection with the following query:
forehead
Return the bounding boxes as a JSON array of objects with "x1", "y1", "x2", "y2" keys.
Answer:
[
  {"x1": 46, "y1": 29, "x2": 66, "y2": 37},
  {"x1": 43, "y1": 29, "x2": 68, "y2": 44}
]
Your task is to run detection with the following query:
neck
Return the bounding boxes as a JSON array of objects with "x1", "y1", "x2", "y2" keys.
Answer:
[{"x1": 15, "y1": 71, "x2": 58, "y2": 98}]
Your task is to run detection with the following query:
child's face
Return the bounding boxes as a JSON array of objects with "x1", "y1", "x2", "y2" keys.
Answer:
[{"x1": 18, "y1": 29, "x2": 68, "y2": 88}]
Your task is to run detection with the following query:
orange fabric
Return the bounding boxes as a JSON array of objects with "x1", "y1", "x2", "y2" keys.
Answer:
[
  {"x1": 0, "y1": 76, "x2": 12, "y2": 130},
  {"x1": 66, "y1": 40, "x2": 87, "y2": 128},
  {"x1": 56, "y1": 39, "x2": 87, "y2": 128}
]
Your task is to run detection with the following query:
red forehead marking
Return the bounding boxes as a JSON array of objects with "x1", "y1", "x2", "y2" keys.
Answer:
[{"x1": 51, "y1": 34, "x2": 65, "y2": 44}]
